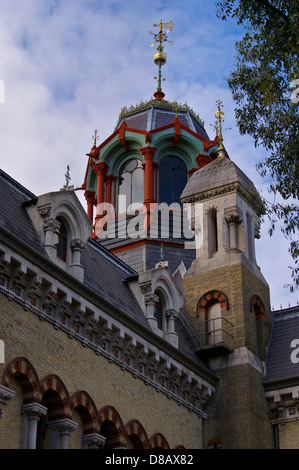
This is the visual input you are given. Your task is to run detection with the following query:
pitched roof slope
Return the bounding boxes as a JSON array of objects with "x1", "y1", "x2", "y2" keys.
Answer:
[
  {"x1": 81, "y1": 239, "x2": 150, "y2": 329},
  {"x1": 264, "y1": 305, "x2": 299, "y2": 385},
  {"x1": 0, "y1": 169, "x2": 48, "y2": 257}
]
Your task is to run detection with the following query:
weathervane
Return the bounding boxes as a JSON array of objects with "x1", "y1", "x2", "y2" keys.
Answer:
[{"x1": 149, "y1": 20, "x2": 174, "y2": 97}]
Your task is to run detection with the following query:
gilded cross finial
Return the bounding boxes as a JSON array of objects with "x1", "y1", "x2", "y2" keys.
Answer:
[
  {"x1": 149, "y1": 20, "x2": 174, "y2": 93},
  {"x1": 214, "y1": 100, "x2": 231, "y2": 156},
  {"x1": 215, "y1": 99, "x2": 225, "y2": 154},
  {"x1": 92, "y1": 129, "x2": 99, "y2": 147}
]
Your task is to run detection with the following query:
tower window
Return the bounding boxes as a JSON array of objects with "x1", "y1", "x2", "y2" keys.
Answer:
[
  {"x1": 154, "y1": 292, "x2": 164, "y2": 330},
  {"x1": 56, "y1": 220, "x2": 67, "y2": 261},
  {"x1": 206, "y1": 301, "x2": 222, "y2": 345},
  {"x1": 159, "y1": 156, "x2": 187, "y2": 206},
  {"x1": 118, "y1": 158, "x2": 144, "y2": 210},
  {"x1": 208, "y1": 209, "x2": 218, "y2": 255}
]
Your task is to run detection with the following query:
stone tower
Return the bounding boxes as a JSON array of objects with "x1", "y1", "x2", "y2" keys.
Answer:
[{"x1": 181, "y1": 142, "x2": 274, "y2": 448}]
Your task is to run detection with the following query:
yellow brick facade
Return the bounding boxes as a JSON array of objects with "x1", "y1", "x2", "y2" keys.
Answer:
[
  {"x1": 277, "y1": 421, "x2": 299, "y2": 449},
  {"x1": 183, "y1": 262, "x2": 274, "y2": 448},
  {"x1": 0, "y1": 295, "x2": 203, "y2": 449},
  {"x1": 184, "y1": 263, "x2": 271, "y2": 358}
]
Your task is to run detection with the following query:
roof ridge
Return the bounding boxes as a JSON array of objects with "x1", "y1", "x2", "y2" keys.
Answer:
[{"x1": 0, "y1": 169, "x2": 37, "y2": 200}]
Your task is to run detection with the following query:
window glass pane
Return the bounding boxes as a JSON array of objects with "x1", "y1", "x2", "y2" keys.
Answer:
[
  {"x1": 154, "y1": 294, "x2": 163, "y2": 330},
  {"x1": 56, "y1": 220, "x2": 67, "y2": 261},
  {"x1": 119, "y1": 158, "x2": 144, "y2": 209},
  {"x1": 158, "y1": 156, "x2": 187, "y2": 206},
  {"x1": 132, "y1": 167, "x2": 144, "y2": 205}
]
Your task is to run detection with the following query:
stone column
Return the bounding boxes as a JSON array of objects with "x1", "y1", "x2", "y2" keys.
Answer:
[
  {"x1": 46, "y1": 418, "x2": 78, "y2": 449},
  {"x1": 82, "y1": 433, "x2": 106, "y2": 449},
  {"x1": 225, "y1": 207, "x2": 243, "y2": 252},
  {"x1": 165, "y1": 309, "x2": 179, "y2": 348},
  {"x1": 144, "y1": 293, "x2": 160, "y2": 330},
  {"x1": 43, "y1": 218, "x2": 61, "y2": 259},
  {"x1": 21, "y1": 402, "x2": 48, "y2": 449},
  {"x1": 69, "y1": 239, "x2": 86, "y2": 282}
]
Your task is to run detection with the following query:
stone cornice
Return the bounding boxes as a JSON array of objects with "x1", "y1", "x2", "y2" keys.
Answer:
[{"x1": 0, "y1": 228, "x2": 218, "y2": 404}]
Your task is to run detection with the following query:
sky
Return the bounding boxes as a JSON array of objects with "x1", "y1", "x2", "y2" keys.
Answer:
[{"x1": 0, "y1": 0, "x2": 297, "y2": 311}]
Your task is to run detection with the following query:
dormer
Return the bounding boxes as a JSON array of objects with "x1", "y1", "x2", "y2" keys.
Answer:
[
  {"x1": 26, "y1": 186, "x2": 92, "y2": 282},
  {"x1": 127, "y1": 260, "x2": 184, "y2": 349}
]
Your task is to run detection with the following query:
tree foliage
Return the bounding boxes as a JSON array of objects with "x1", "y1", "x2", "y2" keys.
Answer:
[{"x1": 216, "y1": 0, "x2": 299, "y2": 290}]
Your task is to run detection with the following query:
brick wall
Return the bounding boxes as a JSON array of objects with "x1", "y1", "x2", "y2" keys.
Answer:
[
  {"x1": 0, "y1": 294, "x2": 202, "y2": 449},
  {"x1": 183, "y1": 262, "x2": 274, "y2": 448},
  {"x1": 278, "y1": 421, "x2": 299, "y2": 449}
]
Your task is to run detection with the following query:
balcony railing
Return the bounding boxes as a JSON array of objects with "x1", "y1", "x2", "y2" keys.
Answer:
[{"x1": 181, "y1": 316, "x2": 234, "y2": 358}]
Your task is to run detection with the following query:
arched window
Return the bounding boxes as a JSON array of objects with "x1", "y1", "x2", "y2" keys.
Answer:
[
  {"x1": 56, "y1": 219, "x2": 67, "y2": 262},
  {"x1": 154, "y1": 292, "x2": 164, "y2": 330},
  {"x1": 207, "y1": 208, "x2": 218, "y2": 256},
  {"x1": 118, "y1": 158, "x2": 144, "y2": 210},
  {"x1": 206, "y1": 301, "x2": 222, "y2": 345},
  {"x1": 159, "y1": 156, "x2": 187, "y2": 206}
]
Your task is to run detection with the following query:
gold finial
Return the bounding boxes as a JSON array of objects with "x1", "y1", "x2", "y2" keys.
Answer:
[
  {"x1": 120, "y1": 106, "x2": 128, "y2": 122},
  {"x1": 173, "y1": 100, "x2": 179, "y2": 117},
  {"x1": 149, "y1": 20, "x2": 174, "y2": 94},
  {"x1": 215, "y1": 99, "x2": 225, "y2": 156},
  {"x1": 92, "y1": 129, "x2": 99, "y2": 147}
]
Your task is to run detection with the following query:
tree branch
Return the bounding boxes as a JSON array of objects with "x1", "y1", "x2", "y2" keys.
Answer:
[{"x1": 253, "y1": 0, "x2": 289, "y2": 21}]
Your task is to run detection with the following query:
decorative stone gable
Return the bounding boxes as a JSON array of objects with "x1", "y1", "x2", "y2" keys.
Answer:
[
  {"x1": 26, "y1": 186, "x2": 92, "y2": 282},
  {"x1": 127, "y1": 261, "x2": 184, "y2": 348}
]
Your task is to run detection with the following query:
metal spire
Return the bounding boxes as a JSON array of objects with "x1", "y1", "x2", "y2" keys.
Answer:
[{"x1": 149, "y1": 20, "x2": 173, "y2": 98}]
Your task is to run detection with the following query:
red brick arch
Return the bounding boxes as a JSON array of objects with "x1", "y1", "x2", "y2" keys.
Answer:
[
  {"x1": 1, "y1": 356, "x2": 42, "y2": 404},
  {"x1": 197, "y1": 290, "x2": 229, "y2": 317},
  {"x1": 40, "y1": 374, "x2": 72, "y2": 419},
  {"x1": 125, "y1": 419, "x2": 149, "y2": 449},
  {"x1": 98, "y1": 405, "x2": 126, "y2": 448},
  {"x1": 250, "y1": 295, "x2": 266, "y2": 320},
  {"x1": 70, "y1": 390, "x2": 100, "y2": 434},
  {"x1": 149, "y1": 432, "x2": 170, "y2": 449},
  {"x1": 208, "y1": 437, "x2": 223, "y2": 449}
]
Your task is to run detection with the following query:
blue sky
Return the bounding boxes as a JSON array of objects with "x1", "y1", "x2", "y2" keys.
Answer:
[{"x1": 0, "y1": 0, "x2": 297, "y2": 310}]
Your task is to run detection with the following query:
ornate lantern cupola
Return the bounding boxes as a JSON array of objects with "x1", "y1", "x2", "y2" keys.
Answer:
[{"x1": 80, "y1": 21, "x2": 228, "y2": 275}]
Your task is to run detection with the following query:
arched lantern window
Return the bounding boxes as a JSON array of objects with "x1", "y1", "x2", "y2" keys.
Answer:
[
  {"x1": 159, "y1": 156, "x2": 187, "y2": 206},
  {"x1": 118, "y1": 158, "x2": 144, "y2": 210}
]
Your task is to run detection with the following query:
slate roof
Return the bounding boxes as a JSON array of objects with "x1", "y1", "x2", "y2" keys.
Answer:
[
  {"x1": 81, "y1": 239, "x2": 150, "y2": 329},
  {"x1": 264, "y1": 305, "x2": 299, "y2": 386},
  {"x1": 115, "y1": 102, "x2": 210, "y2": 140},
  {"x1": 0, "y1": 169, "x2": 48, "y2": 257},
  {"x1": 0, "y1": 169, "x2": 210, "y2": 370}
]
